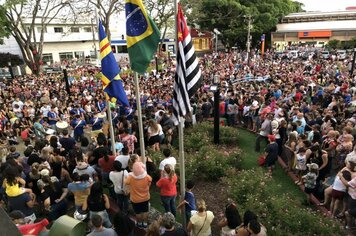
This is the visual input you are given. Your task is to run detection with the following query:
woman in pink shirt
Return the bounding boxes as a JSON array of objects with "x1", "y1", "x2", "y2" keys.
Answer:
[{"x1": 156, "y1": 164, "x2": 178, "y2": 216}]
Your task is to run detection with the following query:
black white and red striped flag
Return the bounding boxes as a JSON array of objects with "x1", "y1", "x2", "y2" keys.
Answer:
[{"x1": 172, "y1": 3, "x2": 202, "y2": 125}]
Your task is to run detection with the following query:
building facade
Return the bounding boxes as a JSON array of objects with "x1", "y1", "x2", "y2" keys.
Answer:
[{"x1": 272, "y1": 10, "x2": 356, "y2": 50}]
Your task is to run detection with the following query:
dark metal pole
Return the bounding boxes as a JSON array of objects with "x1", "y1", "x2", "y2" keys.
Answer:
[
  {"x1": 7, "y1": 62, "x2": 14, "y2": 80},
  {"x1": 155, "y1": 55, "x2": 159, "y2": 73},
  {"x1": 214, "y1": 86, "x2": 220, "y2": 144},
  {"x1": 63, "y1": 68, "x2": 71, "y2": 95},
  {"x1": 350, "y1": 48, "x2": 356, "y2": 78}
]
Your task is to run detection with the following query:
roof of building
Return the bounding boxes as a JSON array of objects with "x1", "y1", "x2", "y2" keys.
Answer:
[
  {"x1": 281, "y1": 10, "x2": 356, "y2": 23},
  {"x1": 276, "y1": 20, "x2": 356, "y2": 32}
]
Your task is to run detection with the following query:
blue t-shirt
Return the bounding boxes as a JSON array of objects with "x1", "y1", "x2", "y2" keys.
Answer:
[
  {"x1": 47, "y1": 111, "x2": 57, "y2": 125},
  {"x1": 71, "y1": 119, "x2": 86, "y2": 135},
  {"x1": 185, "y1": 191, "x2": 196, "y2": 212},
  {"x1": 68, "y1": 181, "x2": 90, "y2": 193},
  {"x1": 91, "y1": 117, "x2": 104, "y2": 131}
]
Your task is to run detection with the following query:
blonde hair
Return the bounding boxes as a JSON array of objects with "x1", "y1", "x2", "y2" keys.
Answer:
[
  {"x1": 128, "y1": 154, "x2": 140, "y2": 170},
  {"x1": 164, "y1": 164, "x2": 175, "y2": 181},
  {"x1": 196, "y1": 199, "x2": 206, "y2": 212}
]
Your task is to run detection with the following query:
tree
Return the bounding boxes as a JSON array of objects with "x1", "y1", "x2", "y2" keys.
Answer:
[
  {"x1": 3, "y1": 0, "x2": 78, "y2": 74},
  {"x1": 182, "y1": 0, "x2": 304, "y2": 48},
  {"x1": 87, "y1": 0, "x2": 123, "y2": 41},
  {"x1": 327, "y1": 39, "x2": 340, "y2": 50},
  {"x1": 144, "y1": 0, "x2": 175, "y2": 42},
  {"x1": 0, "y1": 6, "x2": 11, "y2": 44}
]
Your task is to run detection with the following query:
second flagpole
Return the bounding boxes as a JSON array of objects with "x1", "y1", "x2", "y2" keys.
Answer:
[
  {"x1": 134, "y1": 72, "x2": 146, "y2": 163},
  {"x1": 175, "y1": 0, "x2": 187, "y2": 229}
]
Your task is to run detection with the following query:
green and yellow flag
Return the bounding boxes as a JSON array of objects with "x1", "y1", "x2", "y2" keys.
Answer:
[{"x1": 125, "y1": 0, "x2": 161, "y2": 74}]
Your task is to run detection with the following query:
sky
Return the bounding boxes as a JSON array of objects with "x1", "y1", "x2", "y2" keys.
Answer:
[{"x1": 295, "y1": 0, "x2": 356, "y2": 11}]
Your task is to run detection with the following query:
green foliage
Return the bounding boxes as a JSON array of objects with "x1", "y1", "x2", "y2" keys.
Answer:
[
  {"x1": 182, "y1": 0, "x2": 304, "y2": 48},
  {"x1": 339, "y1": 37, "x2": 356, "y2": 50},
  {"x1": 0, "y1": 6, "x2": 11, "y2": 44},
  {"x1": 182, "y1": 123, "x2": 242, "y2": 181},
  {"x1": 223, "y1": 169, "x2": 342, "y2": 236},
  {"x1": 327, "y1": 39, "x2": 340, "y2": 49}
]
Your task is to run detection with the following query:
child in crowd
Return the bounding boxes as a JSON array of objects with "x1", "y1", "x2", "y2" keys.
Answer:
[
  {"x1": 177, "y1": 180, "x2": 196, "y2": 224},
  {"x1": 302, "y1": 163, "x2": 319, "y2": 204},
  {"x1": 294, "y1": 147, "x2": 307, "y2": 185},
  {"x1": 330, "y1": 170, "x2": 351, "y2": 217}
]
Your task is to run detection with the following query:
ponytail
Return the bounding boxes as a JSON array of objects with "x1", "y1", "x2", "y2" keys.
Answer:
[{"x1": 164, "y1": 164, "x2": 174, "y2": 182}]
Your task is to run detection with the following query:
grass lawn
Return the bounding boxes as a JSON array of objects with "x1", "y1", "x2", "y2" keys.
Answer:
[
  {"x1": 149, "y1": 126, "x2": 308, "y2": 223},
  {"x1": 236, "y1": 128, "x2": 307, "y2": 202}
]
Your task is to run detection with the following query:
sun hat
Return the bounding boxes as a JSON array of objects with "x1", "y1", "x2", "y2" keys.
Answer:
[{"x1": 40, "y1": 169, "x2": 50, "y2": 176}]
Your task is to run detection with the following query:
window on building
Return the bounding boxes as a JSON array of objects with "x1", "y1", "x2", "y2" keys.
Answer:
[
  {"x1": 71, "y1": 27, "x2": 80, "y2": 33},
  {"x1": 54, "y1": 27, "x2": 64, "y2": 33},
  {"x1": 74, "y1": 51, "x2": 84, "y2": 63},
  {"x1": 111, "y1": 46, "x2": 117, "y2": 53},
  {"x1": 199, "y1": 39, "x2": 203, "y2": 49},
  {"x1": 193, "y1": 39, "x2": 199, "y2": 50},
  {"x1": 84, "y1": 27, "x2": 92, "y2": 32},
  {"x1": 42, "y1": 53, "x2": 53, "y2": 65},
  {"x1": 59, "y1": 52, "x2": 73, "y2": 61},
  {"x1": 37, "y1": 27, "x2": 47, "y2": 33},
  {"x1": 90, "y1": 50, "x2": 99, "y2": 58},
  {"x1": 117, "y1": 46, "x2": 128, "y2": 53}
]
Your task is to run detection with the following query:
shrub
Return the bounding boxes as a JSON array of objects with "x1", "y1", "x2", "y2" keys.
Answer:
[
  {"x1": 172, "y1": 123, "x2": 242, "y2": 181},
  {"x1": 223, "y1": 169, "x2": 342, "y2": 236}
]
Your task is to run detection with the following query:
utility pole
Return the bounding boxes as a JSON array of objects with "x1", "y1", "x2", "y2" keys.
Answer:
[{"x1": 246, "y1": 15, "x2": 252, "y2": 65}]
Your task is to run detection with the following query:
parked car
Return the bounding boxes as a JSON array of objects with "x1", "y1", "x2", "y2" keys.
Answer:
[
  {"x1": 288, "y1": 50, "x2": 298, "y2": 59},
  {"x1": 321, "y1": 51, "x2": 330, "y2": 59},
  {"x1": 337, "y1": 50, "x2": 347, "y2": 60}
]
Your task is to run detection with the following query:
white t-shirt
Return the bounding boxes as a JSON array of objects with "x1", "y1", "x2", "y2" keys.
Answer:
[
  {"x1": 333, "y1": 175, "x2": 347, "y2": 192},
  {"x1": 159, "y1": 157, "x2": 177, "y2": 171},
  {"x1": 109, "y1": 170, "x2": 129, "y2": 194},
  {"x1": 115, "y1": 155, "x2": 130, "y2": 169}
]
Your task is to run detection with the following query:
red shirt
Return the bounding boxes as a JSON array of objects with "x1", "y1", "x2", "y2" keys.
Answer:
[
  {"x1": 98, "y1": 155, "x2": 116, "y2": 173},
  {"x1": 156, "y1": 174, "x2": 178, "y2": 197}
]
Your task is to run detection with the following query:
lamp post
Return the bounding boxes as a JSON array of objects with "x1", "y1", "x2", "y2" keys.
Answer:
[
  {"x1": 213, "y1": 29, "x2": 221, "y2": 53},
  {"x1": 7, "y1": 62, "x2": 14, "y2": 80},
  {"x1": 213, "y1": 74, "x2": 220, "y2": 144},
  {"x1": 155, "y1": 54, "x2": 158, "y2": 73}
]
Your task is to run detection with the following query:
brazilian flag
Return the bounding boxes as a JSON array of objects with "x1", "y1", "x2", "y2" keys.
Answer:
[{"x1": 125, "y1": 0, "x2": 161, "y2": 74}]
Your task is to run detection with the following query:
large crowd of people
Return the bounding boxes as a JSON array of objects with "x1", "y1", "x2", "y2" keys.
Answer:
[{"x1": 0, "y1": 47, "x2": 355, "y2": 235}]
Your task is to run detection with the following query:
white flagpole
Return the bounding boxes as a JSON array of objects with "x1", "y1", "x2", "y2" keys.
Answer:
[
  {"x1": 175, "y1": 0, "x2": 187, "y2": 229},
  {"x1": 134, "y1": 72, "x2": 146, "y2": 163},
  {"x1": 107, "y1": 101, "x2": 116, "y2": 156}
]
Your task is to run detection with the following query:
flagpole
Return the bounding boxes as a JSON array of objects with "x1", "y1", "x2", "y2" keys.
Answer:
[
  {"x1": 175, "y1": 0, "x2": 187, "y2": 229},
  {"x1": 134, "y1": 72, "x2": 146, "y2": 164},
  {"x1": 107, "y1": 101, "x2": 116, "y2": 156}
]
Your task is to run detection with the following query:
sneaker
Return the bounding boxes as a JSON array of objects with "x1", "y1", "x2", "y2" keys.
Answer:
[{"x1": 142, "y1": 222, "x2": 148, "y2": 229}]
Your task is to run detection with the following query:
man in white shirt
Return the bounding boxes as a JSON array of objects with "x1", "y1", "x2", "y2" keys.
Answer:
[
  {"x1": 40, "y1": 103, "x2": 51, "y2": 118},
  {"x1": 115, "y1": 146, "x2": 130, "y2": 170},
  {"x1": 12, "y1": 97, "x2": 24, "y2": 110},
  {"x1": 159, "y1": 149, "x2": 177, "y2": 176}
]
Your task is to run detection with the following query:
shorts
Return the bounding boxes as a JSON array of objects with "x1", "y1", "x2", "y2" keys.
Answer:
[
  {"x1": 304, "y1": 187, "x2": 315, "y2": 194},
  {"x1": 148, "y1": 135, "x2": 160, "y2": 145},
  {"x1": 348, "y1": 198, "x2": 356, "y2": 217},
  {"x1": 132, "y1": 200, "x2": 149, "y2": 214},
  {"x1": 331, "y1": 189, "x2": 346, "y2": 200}
]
